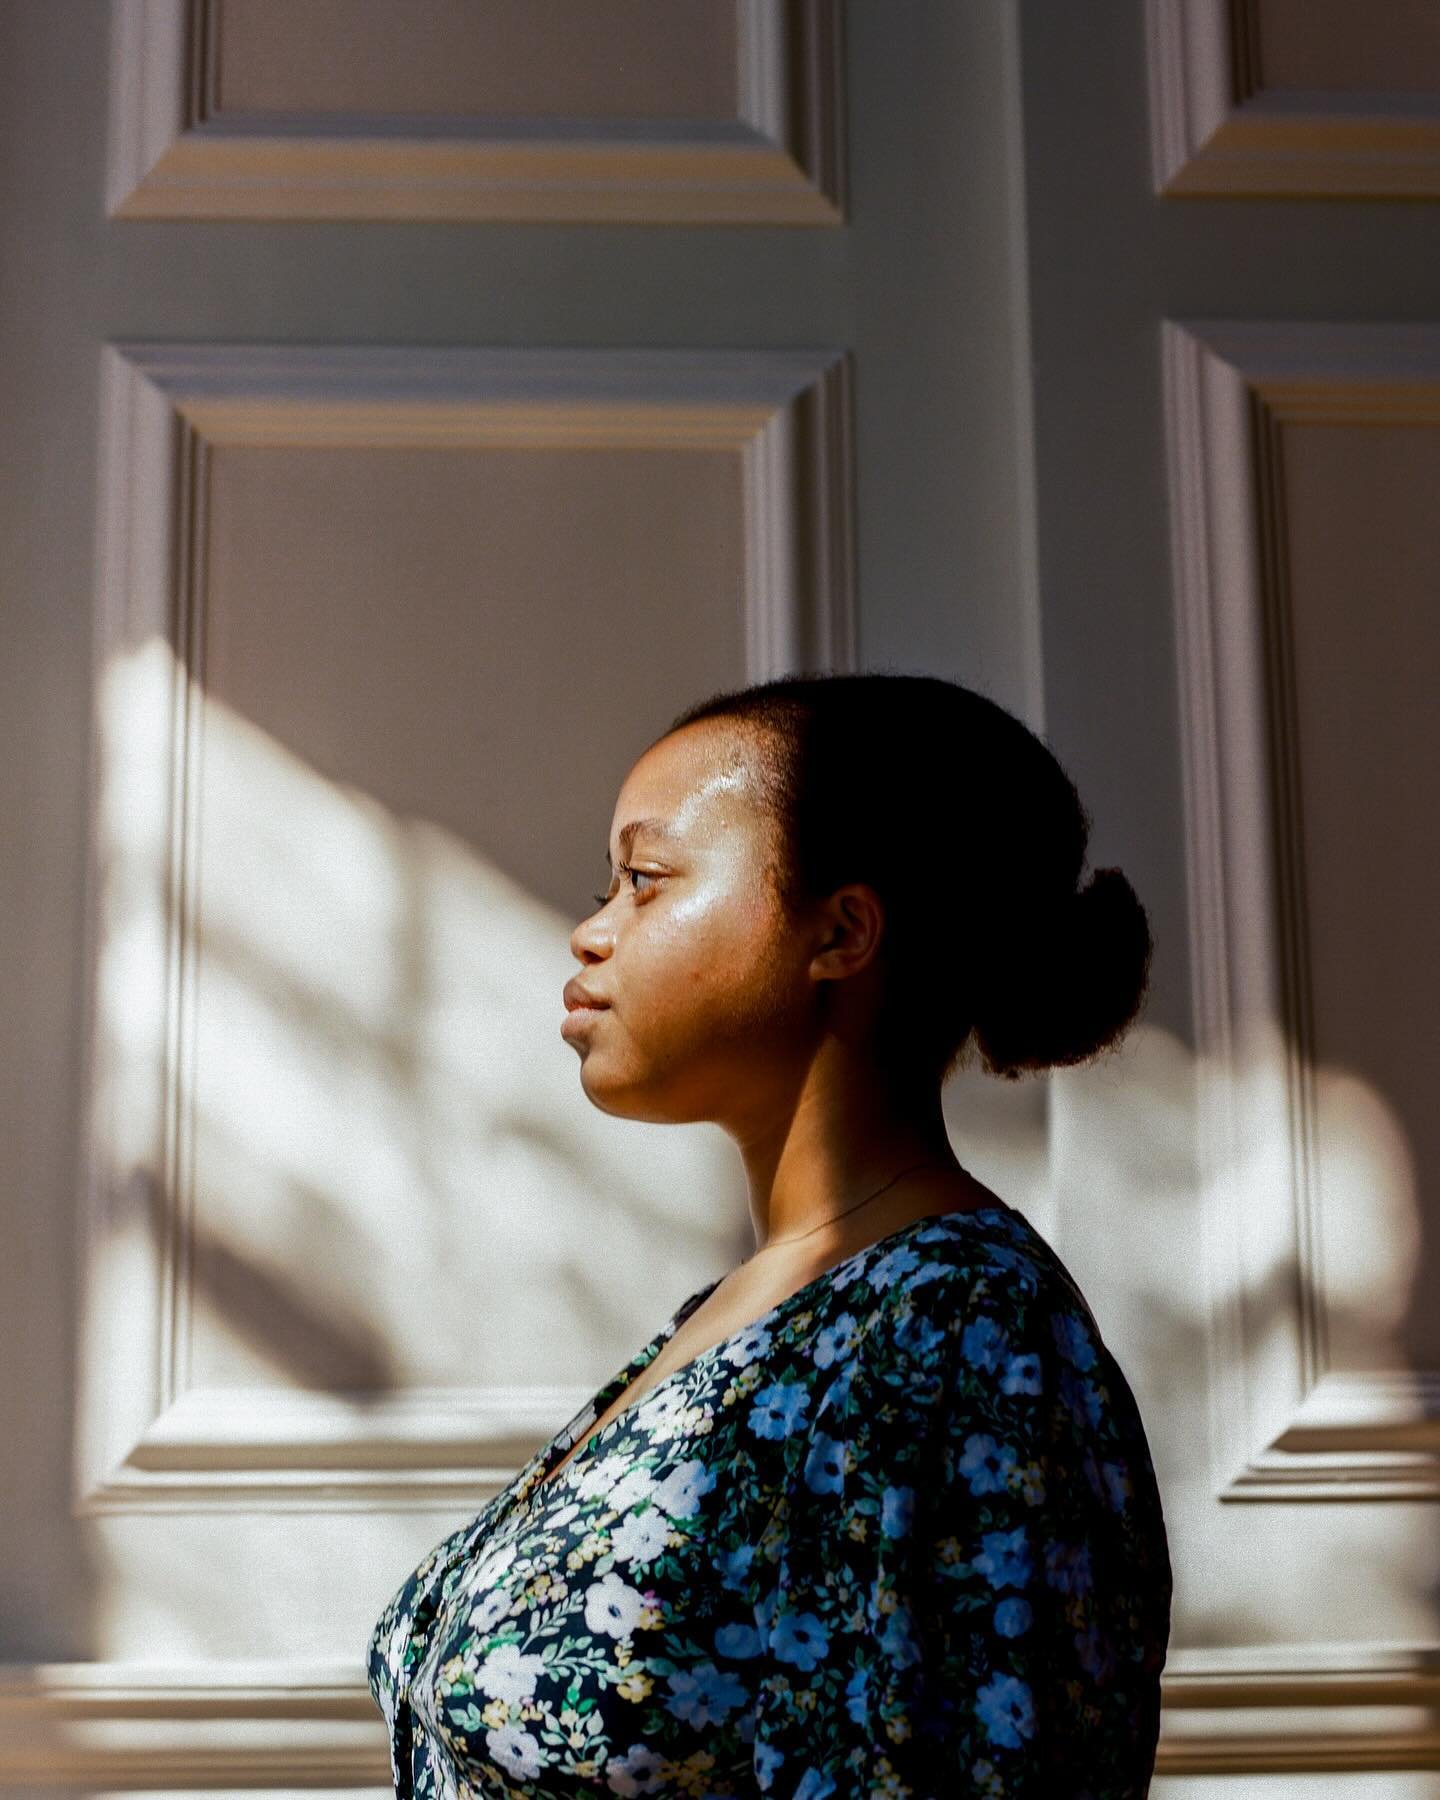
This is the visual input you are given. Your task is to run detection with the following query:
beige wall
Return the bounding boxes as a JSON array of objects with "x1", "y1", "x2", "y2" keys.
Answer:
[
  {"x1": 0, "y1": 1, "x2": 1437, "y2": 1791},
  {"x1": 1021, "y1": 4, "x2": 1440, "y2": 1792}
]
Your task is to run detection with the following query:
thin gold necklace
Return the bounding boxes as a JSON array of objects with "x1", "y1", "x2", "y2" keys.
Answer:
[{"x1": 756, "y1": 1157, "x2": 944, "y2": 1252}]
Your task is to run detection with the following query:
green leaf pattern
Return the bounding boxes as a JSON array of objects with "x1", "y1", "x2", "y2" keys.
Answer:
[{"x1": 367, "y1": 1205, "x2": 1171, "y2": 1798}]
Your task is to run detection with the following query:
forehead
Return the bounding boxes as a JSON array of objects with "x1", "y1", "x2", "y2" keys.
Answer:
[{"x1": 609, "y1": 723, "x2": 760, "y2": 849}]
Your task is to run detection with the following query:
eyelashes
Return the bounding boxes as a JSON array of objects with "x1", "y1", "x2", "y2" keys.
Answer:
[{"x1": 591, "y1": 859, "x2": 659, "y2": 909}]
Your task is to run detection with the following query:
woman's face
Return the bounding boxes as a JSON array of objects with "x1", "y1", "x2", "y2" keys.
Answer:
[{"x1": 564, "y1": 721, "x2": 819, "y2": 1127}]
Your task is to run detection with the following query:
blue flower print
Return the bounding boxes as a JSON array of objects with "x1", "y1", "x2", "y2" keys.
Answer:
[
  {"x1": 867, "y1": 1241, "x2": 926, "y2": 1291},
  {"x1": 793, "y1": 1767, "x2": 838, "y2": 1800},
  {"x1": 893, "y1": 1306, "x2": 946, "y2": 1359},
  {"x1": 844, "y1": 1661, "x2": 871, "y2": 1728},
  {"x1": 714, "y1": 1620, "x2": 762, "y2": 1659},
  {"x1": 1103, "y1": 1457, "x2": 1135, "y2": 1512},
  {"x1": 750, "y1": 1379, "x2": 810, "y2": 1439},
  {"x1": 1060, "y1": 1364, "x2": 1106, "y2": 1431},
  {"x1": 1053, "y1": 1310, "x2": 1098, "y2": 1370},
  {"x1": 715, "y1": 1541, "x2": 754, "y2": 1591},
  {"x1": 901, "y1": 1257, "x2": 954, "y2": 1293},
  {"x1": 879, "y1": 1483, "x2": 914, "y2": 1538},
  {"x1": 664, "y1": 1661, "x2": 747, "y2": 1726},
  {"x1": 961, "y1": 1313, "x2": 1010, "y2": 1373},
  {"x1": 802, "y1": 1431, "x2": 846, "y2": 1495},
  {"x1": 958, "y1": 1431, "x2": 1018, "y2": 1496},
  {"x1": 842, "y1": 1656, "x2": 867, "y2": 1728},
  {"x1": 366, "y1": 1203, "x2": 1171, "y2": 1800},
  {"x1": 651, "y1": 1458, "x2": 716, "y2": 1519},
  {"x1": 974, "y1": 1524, "x2": 1031, "y2": 1589},
  {"x1": 1045, "y1": 1537, "x2": 1095, "y2": 1597},
  {"x1": 605, "y1": 1742, "x2": 668, "y2": 1795},
  {"x1": 812, "y1": 1359, "x2": 853, "y2": 1423},
  {"x1": 995, "y1": 1596, "x2": 1033, "y2": 1637},
  {"x1": 753, "y1": 1739, "x2": 785, "y2": 1792},
  {"x1": 976, "y1": 1669, "x2": 1036, "y2": 1750},
  {"x1": 1075, "y1": 1620, "x2": 1118, "y2": 1682},
  {"x1": 770, "y1": 1606, "x2": 830, "y2": 1672},
  {"x1": 878, "y1": 1599, "x2": 921, "y2": 1668}
]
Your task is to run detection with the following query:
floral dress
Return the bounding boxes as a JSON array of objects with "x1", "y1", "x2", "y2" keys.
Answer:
[{"x1": 366, "y1": 1201, "x2": 1172, "y2": 1798}]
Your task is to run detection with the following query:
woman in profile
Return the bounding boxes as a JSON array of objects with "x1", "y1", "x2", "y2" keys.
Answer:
[{"x1": 368, "y1": 670, "x2": 1173, "y2": 1799}]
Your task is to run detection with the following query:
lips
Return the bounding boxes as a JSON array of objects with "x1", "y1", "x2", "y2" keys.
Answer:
[{"x1": 563, "y1": 979, "x2": 610, "y2": 1013}]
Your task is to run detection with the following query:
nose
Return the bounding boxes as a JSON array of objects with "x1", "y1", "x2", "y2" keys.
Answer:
[{"x1": 569, "y1": 909, "x2": 610, "y2": 968}]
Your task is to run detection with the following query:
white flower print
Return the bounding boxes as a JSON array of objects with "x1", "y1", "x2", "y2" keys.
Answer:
[
  {"x1": 610, "y1": 1505, "x2": 674, "y2": 1565},
  {"x1": 584, "y1": 1568, "x2": 646, "y2": 1638},
  {"x1": 475, "y1": 1640, "x2": 546, "y2": 1704},
  {"x1": 365, "y1": 1205, "x2": 1171, "y2": 1800}
]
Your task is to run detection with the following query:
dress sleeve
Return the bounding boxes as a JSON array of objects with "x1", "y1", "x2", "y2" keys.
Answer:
[{"x1": 745, "y1": 1254, "x2": 1171, "y2": 1799}]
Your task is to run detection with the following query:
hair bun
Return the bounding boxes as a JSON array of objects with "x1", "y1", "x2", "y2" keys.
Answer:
[
  {"x1": 971, "y1": 866, "x2": 1153, "y2": 1080},
  {"x1": 666, "y1": 671, "x2": 1156, "y2": 1086}
]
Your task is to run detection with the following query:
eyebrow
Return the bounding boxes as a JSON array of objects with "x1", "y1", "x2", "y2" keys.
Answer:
[{"x1": 605, "y1": 817, "x2": 676, "y2": 866}]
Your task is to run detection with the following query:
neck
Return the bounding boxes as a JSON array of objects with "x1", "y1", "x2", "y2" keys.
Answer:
[{"x1": 731, "y1": 1052, "x2": 962, "y2": 1254}]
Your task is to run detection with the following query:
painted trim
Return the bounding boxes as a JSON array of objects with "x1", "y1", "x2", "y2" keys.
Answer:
[
  {"x1": 81, "y1": 341, "x2": 856, "y2": 1512},
  {"x1": 1162, "y1": 318, "x2": 1440, "y2": 1501},
  {"x1": 1146, "y1": 0, "x2": 1440, "y2": 199},
  {"x1": 107, "y1": 0, "x2": 847, "y2": 222}
]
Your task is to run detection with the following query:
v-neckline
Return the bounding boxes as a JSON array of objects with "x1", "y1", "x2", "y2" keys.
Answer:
[
  {"x1": 512, "y1": 1201, "x2": 1017, "y2": 1506},
  {"x1": 512, "y1": 1272, "x2": 722, "y2": 1505}
]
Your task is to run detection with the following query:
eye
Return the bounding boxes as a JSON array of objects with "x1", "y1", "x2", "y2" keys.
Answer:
[{"x1": 592, "y1": 860, "x2": 659, "y2": 908}]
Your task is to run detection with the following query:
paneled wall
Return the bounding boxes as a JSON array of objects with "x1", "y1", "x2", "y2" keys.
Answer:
[
  {"x1": 0, "y1": 2, "x2": 1036, "y2": 1790},
  {"x1": 107, "y1": 0, "x2": 843, "y2": 220},
  {"x1": 1026, "y1": 2, "x2": 1440, "y2": 1791},
  {"x1": 0, "y1": 0, "x2": 1437, "y2": 1793},
  {"x1": 1149, "y1": 0, "x2": 1440, "y2": 195}
]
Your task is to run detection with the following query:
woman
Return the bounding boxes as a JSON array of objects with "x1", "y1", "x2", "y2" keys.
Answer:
[{"x1": 367, "y1": 671, "x2": 1173, "y2": 1798}]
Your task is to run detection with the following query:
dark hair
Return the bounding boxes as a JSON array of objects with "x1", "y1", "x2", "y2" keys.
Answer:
[{"x1": 661, "y1": 670, "x2": 1154, "y2": 1085}]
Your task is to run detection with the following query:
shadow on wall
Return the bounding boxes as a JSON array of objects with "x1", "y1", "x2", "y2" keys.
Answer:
[{"x1": 4, "y1": 632, "x2": 1434, "y2": 1783}]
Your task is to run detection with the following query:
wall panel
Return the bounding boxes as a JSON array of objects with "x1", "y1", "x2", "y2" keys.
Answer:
[
  {"x1": 107, "y1": 0, "x2": 846, "y2": 221},
  {"x1": 1147, "y1": 0, "x2": 1440, "y2": 197},
  {"x1": 78, "y1": 342, "x2": 854, "y2": 1514},
  {"x1": 1163, "y1": 320, "x2": 1440, "y2": 1503}
]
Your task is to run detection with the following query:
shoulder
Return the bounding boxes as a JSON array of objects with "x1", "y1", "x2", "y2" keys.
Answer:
[
  {"x1": 838, "y1": 1209, "x2": 1088, "y2": 1368},
  {"x1": 802, "y1": 1210, "x2": 1122, "y2": 1456}
]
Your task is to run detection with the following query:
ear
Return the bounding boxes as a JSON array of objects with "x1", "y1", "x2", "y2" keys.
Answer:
[{"x1": 808, "y1": 882, "x2": 887, "y2": 984}]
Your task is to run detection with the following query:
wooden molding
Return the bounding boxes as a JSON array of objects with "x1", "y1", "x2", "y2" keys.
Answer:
[
  {"x1": 1161, "y1": 318, "x2": 1440, "y2": 1502},
  {"x1": 106, "y1": 0, "x2": 847, "y2": 222},
  {"x1": 79, "y1": 1382, "x2": 601, "y2": 1513},
  {"x1": 1158, "y1": 1639, "x2": 1440, "y2": 1772},
  {"x1": 0, "y1": 1659, "x2": 389, "y2": 1787},
  {"x1": 3, "y1": 1642, "x2": 1439, "y2": 1781},
  {"x1": 80, "y1": 341, "x2": 855, "y2": 1513},
  {"x1": 1146, "y1": 0, "x2": 1440, "y2": 198}
]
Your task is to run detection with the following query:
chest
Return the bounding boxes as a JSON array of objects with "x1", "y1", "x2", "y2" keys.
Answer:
[{"x1": 538, "y1": 1258, "x2": 826, "y2": 1489}]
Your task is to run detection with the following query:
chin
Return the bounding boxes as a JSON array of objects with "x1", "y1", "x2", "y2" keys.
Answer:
[{"x1": 577, "y1": 1058, "x2": 714, "y2": 1127}]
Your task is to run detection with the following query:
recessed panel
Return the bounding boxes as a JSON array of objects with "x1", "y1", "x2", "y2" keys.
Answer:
[
  {"x1": 1161, "y1": 320, "x2": 1440, "y2": 1506},
  {"x1": 190, "y1": 442, "x2": 744, "y2": 1393},
  {"x1": 81, "y1": 342, "x2": 853, "y2": 1506},
  {"x1": 214, "y1": 0, "x2": 739, "y2": 119},
  {"x1": 1254, "y1": 0, "x2": 1440, "y2": 95},
  {"x1": 1279, "y1": 420, "x2": 1440, "y2": 1372},
  {"x1": 1147, "y1": 0, "x2": 1440, "y2": 196},
  {"x1": 108, "y1": 0, "x2": 845, "y2": 220}
]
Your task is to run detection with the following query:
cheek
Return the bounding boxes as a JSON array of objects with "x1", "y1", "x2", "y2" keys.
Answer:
[
  {"x1": 676, "y1": 889, "x2": 799, "y2": 1022},
  {"x1": 643, "y1": 889, "x2": 799, "y2": 1027}
]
